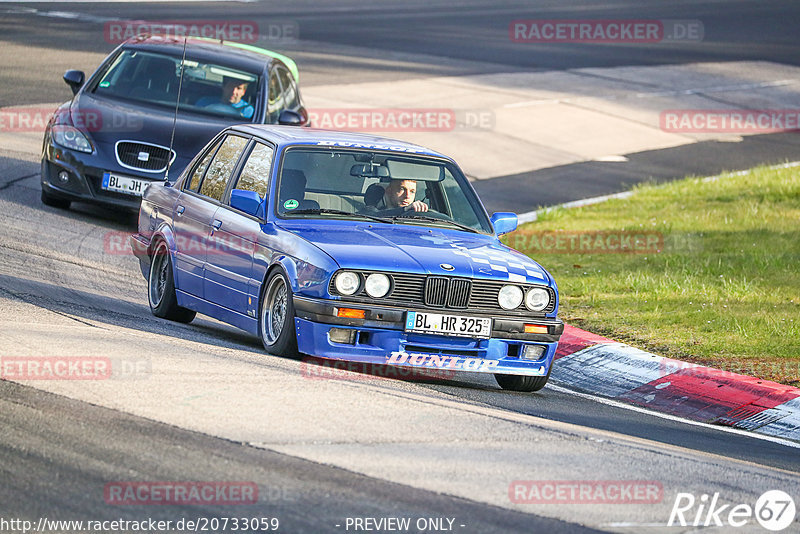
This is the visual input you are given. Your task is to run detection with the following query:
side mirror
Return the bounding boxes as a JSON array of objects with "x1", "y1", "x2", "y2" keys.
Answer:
[
  {"x1": 230, "y1": 189, "x2": 263, "y2": 218},
  {"x1": 278, "y1": 109, "x2": 304, "y2": 126},
  {"x1": 490, "y1": 212, "x2": 518, "y2": 236},
  {"x1": 63, "y1": 70, "x2": 85, "y2": 95}
]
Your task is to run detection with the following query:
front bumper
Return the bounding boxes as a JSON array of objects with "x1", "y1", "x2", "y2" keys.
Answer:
[
  {"x1": 41, "y1": 142, "x2": 167, "y2": 211},
  {"x1": 293, "y1": 296, "x2": 563, "y2": 376}
]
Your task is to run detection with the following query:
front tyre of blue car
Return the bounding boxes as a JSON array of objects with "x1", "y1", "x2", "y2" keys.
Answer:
[
  {"x1": 494, "y1": 366, "x2": 551, "y2": 392},
  {"x1": 259, "y1": 270, "x2": 299, "y2": 357},
  {"x1": 148, "y1": 240, "x2": 196, "y2": 324}
]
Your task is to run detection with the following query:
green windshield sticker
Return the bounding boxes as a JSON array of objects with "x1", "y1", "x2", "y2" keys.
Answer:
[
  {"x1": 99, "y1": 81, "x2": 110, "y2": 87},
  {"x1": 283, "y1": 199, "x2": 299, "y2": 210}
]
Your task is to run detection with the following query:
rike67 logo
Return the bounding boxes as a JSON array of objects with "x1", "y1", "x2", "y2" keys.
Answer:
[{"x1": 669, "y1": 490, "x2": 796, "y2": 531}]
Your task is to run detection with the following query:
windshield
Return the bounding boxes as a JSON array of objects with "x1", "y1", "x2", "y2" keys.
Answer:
[
  {"x1": 90, "y1": 49, "x2": 260, "y2": 120},
  {"x1": 276, "y1": 148, "x2": 493, "y2": 233}
]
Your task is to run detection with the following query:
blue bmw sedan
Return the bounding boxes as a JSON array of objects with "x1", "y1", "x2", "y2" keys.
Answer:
[{"x1": 131, "y1": 126, "x2": 563, "y2": 392}]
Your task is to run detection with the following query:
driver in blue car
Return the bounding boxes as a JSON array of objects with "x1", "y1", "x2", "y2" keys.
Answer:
[
  {"x1": 366, "y1": 179, "x2": 428, "y2": 213},
  {"x1": 197, "y1": 77, "x2": 255, "y2": 119}
]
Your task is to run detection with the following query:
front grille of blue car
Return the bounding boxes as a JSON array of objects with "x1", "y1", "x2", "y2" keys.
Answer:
[
  {"x1": 424, "y1": 276, "x2": 470, "y2": 309},
  {"x1": 329, "y1": 271, "x2": 556, "y2": 316}
]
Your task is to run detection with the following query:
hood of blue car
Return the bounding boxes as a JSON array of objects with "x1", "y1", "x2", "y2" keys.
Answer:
[
  {"x1": 279, "y1": 220, "x2": 552, "y2": 286},
  {"x1": 70, "y1": 93, "x2": 234, "y2": 174}
]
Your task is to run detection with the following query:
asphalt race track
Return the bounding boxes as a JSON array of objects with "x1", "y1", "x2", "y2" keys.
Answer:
[{"x1": 1, "y1": 2, "x2": 799, "y2": 533}]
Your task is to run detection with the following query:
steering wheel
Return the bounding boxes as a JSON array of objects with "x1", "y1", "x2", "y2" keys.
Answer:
[
  {"x1": 398, "y1": 208, "x2": 455, "y2": 222},
  {"x1": 203, "y1": 102, "x2": 243, "y2": 117}
]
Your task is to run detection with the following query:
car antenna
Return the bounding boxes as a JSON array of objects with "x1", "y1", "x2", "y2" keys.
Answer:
[{"x1": 164, "y1": 37, "x2": 187, "y2": 183}]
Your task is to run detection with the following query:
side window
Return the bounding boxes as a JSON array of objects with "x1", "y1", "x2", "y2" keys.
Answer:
[
  {"x1": 185, "y1": 137, "x2": 223, "y2": 192},
  {"x1": 234, "y1": 143, "x2": 274, "y2": 200},
  {"x1": 276, "y1": 66, "x2": 299, "y2": 110},
  {"x1": 198, "y1": 135, "x2": 249, "y2": 202},
  {"x1": 267, "y1": 69, "x2": 285, "y2": 123}
]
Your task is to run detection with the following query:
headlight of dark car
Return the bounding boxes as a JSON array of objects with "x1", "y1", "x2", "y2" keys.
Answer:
[{"x1": 52, "y1": 125, "x2": 93, "y2": 153}]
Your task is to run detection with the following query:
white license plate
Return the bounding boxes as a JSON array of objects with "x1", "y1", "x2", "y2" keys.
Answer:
[
  {"x1": 102, "y1": 172, "x2": 147, "y2": 196},
  {"x1": 405, "y1": 311, "x2": 491, "y2": 338}
]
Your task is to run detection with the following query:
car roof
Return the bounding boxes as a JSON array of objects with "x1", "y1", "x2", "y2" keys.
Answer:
[
  {"x1": 122, "y1": 35, "x2": 299, "y2": 80},
  {"x1": 230, "y1": 125, "x2": 449, "y2": 159}
]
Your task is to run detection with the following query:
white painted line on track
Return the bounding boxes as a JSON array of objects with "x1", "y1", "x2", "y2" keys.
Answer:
[{"x1": 548, "y1": 383, "x2": 800, "y2": 450}]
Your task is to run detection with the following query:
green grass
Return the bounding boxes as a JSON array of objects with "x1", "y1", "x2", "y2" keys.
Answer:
[{"x1": 502, "y1": 164, "x2": 800, "y2": 386}]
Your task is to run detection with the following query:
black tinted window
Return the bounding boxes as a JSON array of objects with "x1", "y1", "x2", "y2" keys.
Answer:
[
  {"x1": 277, "y1": 66, "x2": 299, "y2": 110},
  {"x1": 198, "y1": 135, "x2": 249, "y2": 201},
  {"x1": 234, "y1": 143, "x2": 274, "y2": 199},
  {"x1": 186, "y1": 138, "x2": 222, "y2": 192}
]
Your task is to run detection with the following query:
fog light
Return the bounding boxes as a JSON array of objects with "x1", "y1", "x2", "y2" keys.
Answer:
[
  {"x1": 58, "y1": 170, "x2": 70, "y2": 184},
  {"x1": 329, "y1": 327, "x2": 356, "y2": 344},
  {"x1": 521, "y1": 345, "x2": 546, "y2": 361}
]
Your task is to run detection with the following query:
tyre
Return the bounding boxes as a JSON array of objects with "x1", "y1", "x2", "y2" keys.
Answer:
[
  {"x1": 148, "y1": 240, "x2": 196, "y2": 323},
  {"x1": 259, "y1": 269, "x2": 298, "y2": 357},
  {"x1": 41, "y1": 189, "x2": 70, "y2": 210},
  {"x1": 495, "y1": 365, "x2": 552, "y2": 392}
]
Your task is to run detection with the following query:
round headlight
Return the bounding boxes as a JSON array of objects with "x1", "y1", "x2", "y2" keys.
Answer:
[
  {"x1": 497, "y1": 285, "x2": 523, "y2": 310},
  {"x1": 525, "y1": 287, "x2": 550, "y2": 311},
  {"x1": 334, "y1": 271, "x2": 360, "y2": 295},
  {"x1": 365, "y1": 273, "x2": 391, "y2": 298}
]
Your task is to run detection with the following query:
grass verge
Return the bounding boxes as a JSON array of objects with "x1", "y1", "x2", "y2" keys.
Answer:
[{"x1": 502, "y1": 164, "x2": 800, "y2": 386}]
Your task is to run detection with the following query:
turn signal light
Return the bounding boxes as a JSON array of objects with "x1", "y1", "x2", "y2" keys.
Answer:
[
  {"x1": 336, "y1": 308, "x2": 365, "y2": 319},
  {"x1": 524, "y1": 324, "x2": 549, "y2": 334}
]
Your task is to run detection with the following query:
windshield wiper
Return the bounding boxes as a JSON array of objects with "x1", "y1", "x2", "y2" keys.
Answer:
[
  {"x1": 289, "y1": 208, "x2": 393, "y2": 224},
  {"x1": 391, "y1": 214, "x2": 480, "y2": 233}
]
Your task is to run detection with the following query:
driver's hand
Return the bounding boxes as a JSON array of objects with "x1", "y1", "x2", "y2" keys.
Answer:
[{"x1": 404, "y1": 201, "x2": 429, "y2": 212}]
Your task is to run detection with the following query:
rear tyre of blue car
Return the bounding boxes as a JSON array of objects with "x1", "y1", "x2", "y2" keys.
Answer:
[
  {"x1": 259, "y1": 270, "x2": 299, "y2": 357},
  {"x1": 494, "y1": 366, "x2": 551, "y2": 392},
  {"x1": 148, "y1": 240, "x2": 196, "y2": 324}
]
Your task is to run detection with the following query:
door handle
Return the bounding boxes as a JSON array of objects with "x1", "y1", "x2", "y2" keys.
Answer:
[
  {"x1": 176, "y1": 205, "x2": 185, "y2": 215},
  {"x1": 210, "y1": 219, "x2": 223, "y2": 236}
]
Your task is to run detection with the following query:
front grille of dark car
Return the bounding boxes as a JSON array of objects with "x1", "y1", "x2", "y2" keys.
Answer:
[
  {"x1": 115, "y1": 141, "x2": 174, "y2": 173},
  {"x1": 329, "y1": 272, "x2": 556, "y2": 316}
]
